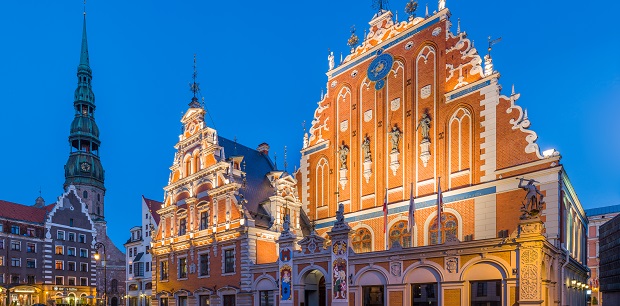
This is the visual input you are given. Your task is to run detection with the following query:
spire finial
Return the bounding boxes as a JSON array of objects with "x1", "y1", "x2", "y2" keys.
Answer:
[
  {"x1": 274, "y1": 152, "x2": 278, "y2": 169},
  {"x1": 283, "y1": 146, "x2": 288, "y2": 172},
  {"x1": 189, "y1": 54, "x2": 201, "y2": 108},
  {"x1": 79, "y1": 3, "x2": 90, "y2": 69},
  {"x1": 373, "y1": 0, "x2": 389, "y2": 13},
  {"x1": 457, "y1": 18, "x2": 461, "y2": 34},
  {"x1": 425, "y1": 3, "x2": 429, "y2": 17}
]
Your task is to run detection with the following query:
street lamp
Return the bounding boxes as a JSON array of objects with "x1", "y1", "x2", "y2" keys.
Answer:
[{"x1": 94, "y1": 242, "x2": 107, "y2": 306}]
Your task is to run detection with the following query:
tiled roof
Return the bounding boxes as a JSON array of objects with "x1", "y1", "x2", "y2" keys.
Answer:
[
  {"x1": 143, "y1": 196, "x2": 163, "y2": 225},
  {"x1": 0, "y1": 200, "x2": 53, "y2": 224},
  {"x1": 585, "y1": 204, "x2": 620, "y2": 217},
  {"x1": 218, "y1": 136, "x2": 275, "y2": 228}
]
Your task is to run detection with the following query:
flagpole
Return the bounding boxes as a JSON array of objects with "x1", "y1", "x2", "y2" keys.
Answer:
[
  {"x1": 437, "y1": 177, "x2": 442, "y2": 244},
  {"x1": 384, "y1": 188, "x2": 388, "y2": 250},
  {"x1": 409, "y1": 182, "x2": 414, "y2": 247}
]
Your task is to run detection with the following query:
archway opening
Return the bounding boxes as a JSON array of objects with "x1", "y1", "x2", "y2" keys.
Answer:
[{"x1": 303, "y1": 270, "x2": 326, "y2": 306}]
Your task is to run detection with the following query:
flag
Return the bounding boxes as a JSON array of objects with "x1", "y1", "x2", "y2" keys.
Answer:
[
  {"x1": 383, "y1": 188, "x2": 388, "y2": 234},
  {"x1": 408, "y1": 182, "x2": 415, "y2": 233},
  {"x1": 437, "y1": 177, "x2": 444, "y2": 244}
]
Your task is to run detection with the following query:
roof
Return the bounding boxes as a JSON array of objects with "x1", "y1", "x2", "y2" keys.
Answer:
[
  {"x1": 585, "y1": 204, "x2": 620, "y2": 217},
  {"x1": 143, "y1": 196, "x2": 163, "y2": 225},
  {"x1": 218, "y1": 136, "x2": 275, "y2": 228},
  {"x1": 0, "y1": 200, "x2": 54, "y2": 224}
]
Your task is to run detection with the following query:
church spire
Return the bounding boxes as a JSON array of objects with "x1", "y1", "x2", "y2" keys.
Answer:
[
  {"x1": 79, "y1": 12, "x2": 90, "y2": 72},
  {"x1": 64, "y1": 10, "x2": 106, "y2": 220}
]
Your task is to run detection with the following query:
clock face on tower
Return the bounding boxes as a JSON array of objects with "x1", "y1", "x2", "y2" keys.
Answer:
[{"x1": 80, "y1": 162, "x2": 91, "y2": 172}]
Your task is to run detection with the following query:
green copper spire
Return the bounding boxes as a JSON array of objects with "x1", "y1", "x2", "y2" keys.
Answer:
[
  {"x1": 64, "y1": 12, "x2": 105, "y2": 193},
  {"x1": 79, "y1": 13, "x2": 90, "y2": 71}
]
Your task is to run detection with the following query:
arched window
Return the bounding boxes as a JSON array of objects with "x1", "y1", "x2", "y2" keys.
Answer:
[
  {"x1": 351, "y1": 228, "x2": 372, "y2": 253},
  {"x1": 111, "y1": 279, "x2": 119, "y2": 292},
  {"x1": 389, "y1": 220, "x2": 412, "y2": 248},
  {"x1": 128, "y1": 283, "x2": 137, "y2": 291},
  {"x1": 429, "y1": 213, "x2": 458, "y2": 245},
  {"x1": 184, "y1": 156, "x2": 192, "y2": 177},
  {"x1": 83, "y1": 190, "x2": 88, "y2": 199},
  {"x1": 193, "y1": 154, "x2": 200, "y2": 173},
  {"x1": 145, "y1": 282, "x2": 152, "y2": 290},
  {"x1": 315, "y1": 158, "x2": 329, "y2": 210}
]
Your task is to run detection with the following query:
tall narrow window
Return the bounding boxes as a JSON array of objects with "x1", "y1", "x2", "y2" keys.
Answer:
[
  {"x1": 160, "y1": 261, "x2": 169, "y2": 280},
  {"x1": 179, "y1": 258, "x2": 188, "y2": 279},
  {"x1": 448, "y1": 108, "x2": 472, "y2": 187},
  {"x1": 199, "y1": 254, "x2": 209, "y2": 276},
  {"x1": 179, "y1": 218, "x2": 187, "y2": 236},
  {"x1": 200, "y1": 212, "x2": 209, "y2": 230},
  {"x1": 224, "y1": 249, "x2": 235, "y2": 273}
]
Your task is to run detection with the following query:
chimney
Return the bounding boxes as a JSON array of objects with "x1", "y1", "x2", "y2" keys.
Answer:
[{"x1": 257, "y1": 143, "x2": 270, "y2": 155}]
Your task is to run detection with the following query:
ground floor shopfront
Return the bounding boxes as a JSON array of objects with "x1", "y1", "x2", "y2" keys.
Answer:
[
  {"x1": 248, "y1": 217, "x2": 589, "y2": 306},
  {"x1": 0, "y1": 284, "x2": 96, "y2": 306}
]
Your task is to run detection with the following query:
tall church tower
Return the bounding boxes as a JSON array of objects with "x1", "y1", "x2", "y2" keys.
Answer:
[{"x1": 64, "y1": 13, "x2": 106, "y2": 221}]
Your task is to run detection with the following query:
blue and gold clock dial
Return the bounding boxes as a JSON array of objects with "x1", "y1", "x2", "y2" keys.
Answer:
[{"x1": 367, "y1": 52, "x2": 394, "y2": 82}]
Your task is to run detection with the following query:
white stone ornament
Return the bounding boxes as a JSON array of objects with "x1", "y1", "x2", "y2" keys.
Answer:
[
  {"x1": 405, "y1": 41, "x2": 414, "y2": 50},
  {"x1": 420, "y1": 85, "x2": 432, "y2": 99},
  {"x1": 390, "y1": 98, "x2": 401, "y2": 111},
  {"x1": 340, "y1": 120, "x2": 348, "y2": 132},
  {"x1": 331, "y1": 80, "x2": 338, "y2": 88},
  {"x1": 432, "y1": 27, "x2": 442, "y2": 36},
  {"x1": 364, "y1": 110, "x2": 373, "y2": 122}
]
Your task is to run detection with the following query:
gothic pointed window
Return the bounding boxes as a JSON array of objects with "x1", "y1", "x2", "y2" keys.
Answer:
[
  {"x1": 429, "y1": 213, "x2": 458, "y2": 245},
  {"x1": 389, "y1": 220, "x2": 412, "y2": 248},
  {"x1": 351, "y1": 228, "x2": 372, "y2": 253}
]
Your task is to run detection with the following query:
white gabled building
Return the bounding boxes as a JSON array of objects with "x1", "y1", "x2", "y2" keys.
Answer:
[{"x1": 125, "y1": 196, "x2": 161, "y2": 306}]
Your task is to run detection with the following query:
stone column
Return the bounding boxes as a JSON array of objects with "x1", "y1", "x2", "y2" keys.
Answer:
[
  {"x1": 517, "y1": 217, "x2": 545, "y2": 305},
  {"x1": 327, "y1": 203, "x2": 352, "y2": 306}
]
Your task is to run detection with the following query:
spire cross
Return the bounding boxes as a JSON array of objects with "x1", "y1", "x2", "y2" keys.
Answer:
[
  {"x1": 190, "y1": 54, "x2": 200, "y2": 100},
  {"x1": 283, "y1": 146, "x2": 288, "y2": 172}
]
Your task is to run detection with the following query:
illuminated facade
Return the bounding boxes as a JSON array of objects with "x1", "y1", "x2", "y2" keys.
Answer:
[
  {"x1": 150, "y1": 89, "x2": 306, "y2": 306},
  {"x1": 249, "y1": 1, "x2": 589, "y2": 306}
]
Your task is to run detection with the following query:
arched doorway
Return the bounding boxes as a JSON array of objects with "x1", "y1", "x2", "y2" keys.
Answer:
[
  {"x1": 111, "y1": 297, "x2": 118, "y2": 306},
  {"x1": 303, "y1": 270, "x2": 326, "y2": 306}
]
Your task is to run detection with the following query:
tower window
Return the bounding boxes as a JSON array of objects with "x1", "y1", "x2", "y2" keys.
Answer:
[
  {"x1": 98, "y1": 194, "x2": 101, "y2": 201},
  {"x1": 83, "y1": 191, "x2": 88, "y2": 199},
  {"x1": 97, "y1": 206, "x2": 100, "y2": 215}
]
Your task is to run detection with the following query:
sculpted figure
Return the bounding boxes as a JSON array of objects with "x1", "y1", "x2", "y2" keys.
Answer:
[
  {"x1": 336, "y1": 203, "x2": 345, "y2": 223},
  {"x1": 388, "y1": 126, "x2": 402, "y2": 153},
  {"x1": 361, "y1": 136, "x2": 371, "y2": 161},
  {"x1": 328, "y1": 51, "x2": 335, "y2": 70},
  {"x1": 416, "y1": 113, "x2": 431, "y2": 140},
  {"x1": 518, "y1": 178, "x2": 545, "y2": 216},
  {"x1": 338, "y1": 144, "x2": 350, "y2": 169}
]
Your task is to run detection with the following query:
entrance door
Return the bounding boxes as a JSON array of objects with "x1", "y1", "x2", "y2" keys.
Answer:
[
  {"x1": 303, "y1": 271, "x2": 326, "y2": 306},
  {"x1": 111, "y1": 297, "x2": 118, "y2": 306}
]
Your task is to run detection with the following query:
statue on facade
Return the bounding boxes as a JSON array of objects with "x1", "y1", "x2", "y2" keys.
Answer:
[
  {"x1": 328, "y1": 51, "x2": 335, "y2": 70},
  {"x1": 388, "y1": 125, "x2": 402, "y2": 153},
  {"x1": 336, "y1": 203, "x2": 345, "y2": 223},
  {"x1": 282, "y1": 213, "x2": 291, "y2": 233},
  {"x1": 518, "y1": 178, "x2": 545, "y2": 219},
  {"x1": 361, "y1": 136, "x2": 371, "y2": 161},
  {"x1": 338, "y1": 144, "x2": 350, "y2": 169},
  {"x1": 416, "y1": 113, "x2": 431, "y2": 140}
]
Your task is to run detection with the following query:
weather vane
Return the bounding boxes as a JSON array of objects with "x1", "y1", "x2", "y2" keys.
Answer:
[
  {"x1": 488, "y1": 36, "x2": 502, "y2": 56},
  {"x1": 373, "y1": 0, "x2": 390, "y2": 13}
]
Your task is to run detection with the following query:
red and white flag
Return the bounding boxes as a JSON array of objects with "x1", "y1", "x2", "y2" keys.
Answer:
[
  {"x1": 383, "y1": 188, "x2": 388, "y2": 233},
  {"x1": 437, "y1": 177, "x2": 444, "y2": 243},
  {"x1": 408, "y1": 183, "x2": 415, "y2": 233}
]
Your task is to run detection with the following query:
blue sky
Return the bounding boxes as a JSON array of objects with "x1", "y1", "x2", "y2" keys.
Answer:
[{"x1": 0, "y1": 0, "x2": 618, "y2": 249}]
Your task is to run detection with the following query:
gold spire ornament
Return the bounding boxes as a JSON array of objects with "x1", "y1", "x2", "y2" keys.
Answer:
[
  {"x1": 347, "y1": 25, "x2": 359, "y2": 53},
  {"x1": 405, "y1": 0, "x2": 418, "y2": 20}
]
